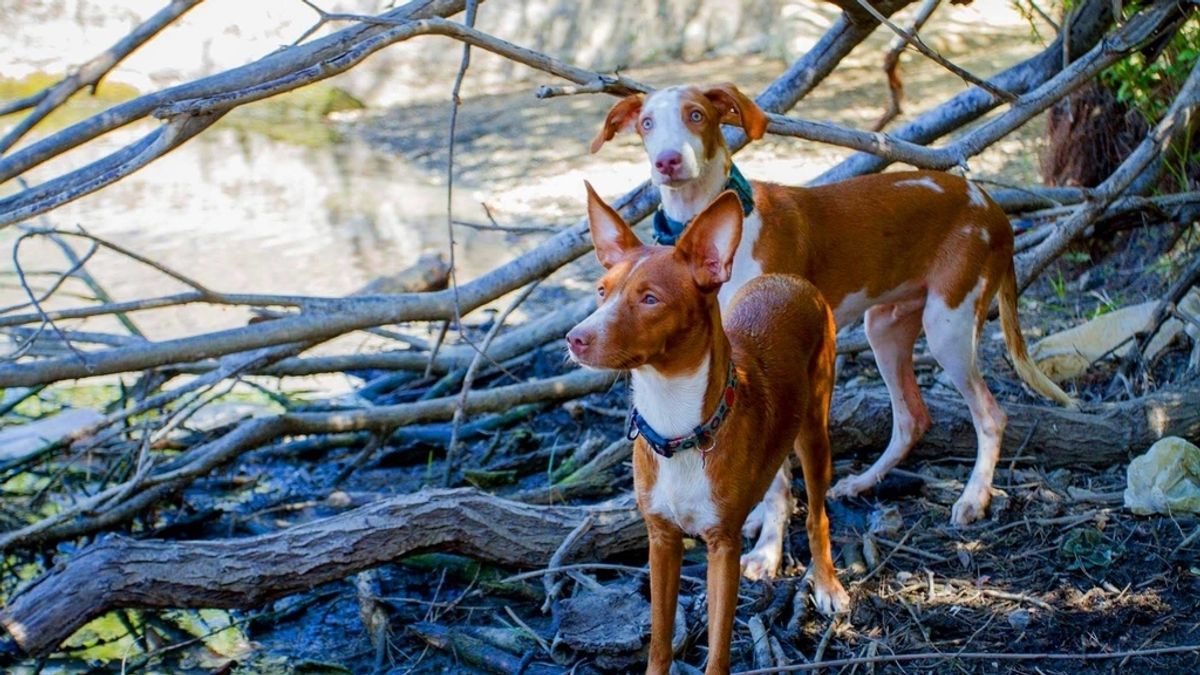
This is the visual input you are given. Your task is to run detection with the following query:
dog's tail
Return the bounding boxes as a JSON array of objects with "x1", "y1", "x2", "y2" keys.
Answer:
[{"x1": 997, "y1": 261, "x2": 1077, "y2": 408}]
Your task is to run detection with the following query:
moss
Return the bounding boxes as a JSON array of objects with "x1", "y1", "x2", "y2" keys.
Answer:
[
  {"x1": 216, "y1": 83, "x2": 366, "y2": 147},
  {"x1": 1, "y1": 73, "x2": 363, "y2": 148},
  {"x1": 0, "y1": 73, "x2": 141, "y2": 134}
]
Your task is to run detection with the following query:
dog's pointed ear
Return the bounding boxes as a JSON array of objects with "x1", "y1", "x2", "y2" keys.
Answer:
[
  {"x1": 703, "y1": 83, "x2": 767, "y2": 141},
  {"x1": 590, "y1": 94, "x2": 644, "y2": 153},
  {"x1": 585, "y1": 181, "x2": 643, "y2": 268},
  {"x1": 676, "y1": 190, "x2": 743, "y2": 291}
]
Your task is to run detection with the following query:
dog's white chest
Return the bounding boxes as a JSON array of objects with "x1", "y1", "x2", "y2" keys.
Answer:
[
  {"x1": 648, "y1": 451, "x2": 718, "y2": 535},
  {"x1": 718, "y1": 210, "x2": 765, "y2": 310}
]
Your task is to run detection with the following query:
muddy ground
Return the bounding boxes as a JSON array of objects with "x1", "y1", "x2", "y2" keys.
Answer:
[{"x1": 4, "y1": 4, "x2": 1200, "y2": 674}]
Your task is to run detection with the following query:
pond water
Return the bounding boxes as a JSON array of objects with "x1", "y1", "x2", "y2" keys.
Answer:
[{"x1": 0, "y1": 119, "x2": 517, "y2": 343}]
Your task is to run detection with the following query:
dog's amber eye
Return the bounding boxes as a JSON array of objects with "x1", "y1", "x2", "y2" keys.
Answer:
[
  {"x1": 689, "y1": 110, "x2": 703, "y2": 123},
  {"x1": 641, "y1": 293, "x2": 659, "y2": 305},
  {"x1": 640, "y1": 117, "x2": 653, "y2": 131}
]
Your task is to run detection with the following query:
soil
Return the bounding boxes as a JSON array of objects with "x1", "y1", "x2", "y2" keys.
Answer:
[{"x1": 5, "y1": 3, "x2": 1200, "y2": 674}]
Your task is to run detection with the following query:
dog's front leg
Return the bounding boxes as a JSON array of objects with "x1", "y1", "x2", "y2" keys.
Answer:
[
  {"x1": 646, "y1": 515, "x2": 683, "y2": 675},
  {"x1": 703, "y1": 529, "x2": 741, "y2": 674}
]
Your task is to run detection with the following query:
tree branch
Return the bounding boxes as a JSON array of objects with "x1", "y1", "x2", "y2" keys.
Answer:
[{"x1": 0, "y1": 0, "x2": 204, "y2": 155}]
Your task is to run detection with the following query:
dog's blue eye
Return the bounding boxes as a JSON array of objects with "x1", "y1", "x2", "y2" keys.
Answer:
[
  {"x1": 597, "y1": 286, "x2": 606, "y2": 298},
  {"x1": 642, "y1": 293, "x2": 659, "y2": 305},
  {"x1": 641, "y1": 118, "x2": 653, "y2": 131},
  {"x1": 689, "y1": 110, "x2": 703, "y2": 123}
]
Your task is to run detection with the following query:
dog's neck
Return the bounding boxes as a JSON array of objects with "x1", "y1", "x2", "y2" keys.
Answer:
[
  {"x1": 658, "y1": 149, "x2": 731, "y2": 225},
  {"x1": 630, "y1": 305, "x2": 732, "y2": 440}
]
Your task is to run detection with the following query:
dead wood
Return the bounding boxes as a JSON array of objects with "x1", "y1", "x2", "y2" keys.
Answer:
[
  {"x1": 830, "y1": 384, "x2": 1200, "y2": 468},
  {"x1": 0, "y1": 488, "x2": 643, "y2": 658}
]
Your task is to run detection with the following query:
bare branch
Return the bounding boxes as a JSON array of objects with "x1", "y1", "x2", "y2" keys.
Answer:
[
  {"x1": 0, "y1": 0, "x2": 203, "y2": 155},
  {"x1": 1016, "y1": 45, "x2": 1200, "y2": 290},
  {"x1": 851, "y1": 0, "x2": 1016, "y2": 102},
  {"x1": 815, "y1": 0, "x2": 1116, "y2": 184}
]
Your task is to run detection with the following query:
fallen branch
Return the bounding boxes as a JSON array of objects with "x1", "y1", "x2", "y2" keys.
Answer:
[
  {"x1": 830, "y1": 383, "x2": 1200, "y2": 468},
  {"x1": 735, "y1": 644, "x2": 1200, "y2": 674},
  {"x1": 0, "y1": 0, "x2": 203, "y2": 154},
  {"x1": 0, "y1": 0, "x2": 916, "y2": 387},
  {"x1": 775, "y1": 0, "x2": 1189, "y2": 176},
  {"x1": 0, "y1": 368, "x2": 617, "y2": 551},
  {"x1": 0, "y1": 488, "x2": 644, "y2": 658},
  {"x1": 1016, "y1": 44, "x2": 1200, "y2": 291},
  {"x1": 814, "y1": 0, "x2": 1115, "y2": 184}
]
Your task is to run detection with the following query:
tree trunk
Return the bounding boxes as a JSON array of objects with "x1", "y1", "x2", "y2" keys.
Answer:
[
  {"x1": 831, "y1": 385, "x2": 1200, "y2": 467},
  {"x1": 0, "y1": 488, "x2": 643, "y2": 658}
]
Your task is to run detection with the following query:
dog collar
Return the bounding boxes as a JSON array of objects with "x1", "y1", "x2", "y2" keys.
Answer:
[
  {"x1": 627, "y1": 360, "x2": 737, "y2": 459},
  {"x1": 652, "y1": 163, "x2": 755, "y2": 246}
]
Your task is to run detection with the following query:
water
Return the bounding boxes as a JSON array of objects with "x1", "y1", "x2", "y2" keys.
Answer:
[{"x1": 0, "y1": 121, "x2": 514, "y2": 343}]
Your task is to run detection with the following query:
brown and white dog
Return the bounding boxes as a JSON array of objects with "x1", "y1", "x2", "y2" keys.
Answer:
[
  {"x1": 568, "y1": 186, "x2": 848, "y2": 674},
  {"x1": 591, "y1": 83, "x2": 1074, "y2": 579}
]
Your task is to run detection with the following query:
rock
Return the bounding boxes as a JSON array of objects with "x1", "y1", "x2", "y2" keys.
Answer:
[
  {"x1": 1029, "y1": 289, "x2": 1200, "y2": 382},
  {"x1": 0, "y1": 407, "x2": 103, "y2": 461},
  {"x1": 553, "y1": 580, "x2": 650, "y2": 670},
  {"x1": 1007, "y1": 608, "x2": 1033, "y2": 631},
  {"x1": 185, "y1": 401, "x2": 277, "y2": 432},
  {"x1": 868, "y1": 505, "x2": 903, "y2": 537},
  {"x1": 1124, "y1": 436, "x2": 1200, "y2": 516}
]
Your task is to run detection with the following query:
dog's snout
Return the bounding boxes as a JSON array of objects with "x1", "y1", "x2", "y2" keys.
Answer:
[
  {"x1": 566, "y1": 327, "x2": 593, "y2": 354},
  {"x1": 655, "y1": 151, "x2": 683, "y2": 177}
]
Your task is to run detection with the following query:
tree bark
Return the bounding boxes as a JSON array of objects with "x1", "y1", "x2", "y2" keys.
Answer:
[
  {"x1": 831, "y1": 384, "x2": 1200, "y2": 468},
  {"x1": 3, "y1": 384, "x2": 1197, "y2": 658},
  {"x1": 0, "y1": 488, "x2": 644, "y2": 658}
]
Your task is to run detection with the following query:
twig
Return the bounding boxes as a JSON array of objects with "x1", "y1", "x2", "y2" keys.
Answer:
[
  {"x1": 1018, "y1": 27, "x2": 1200, "y2": 291},
  {"x1": 499, "y1": 562, "x2": 704, "y2": 586},
  {"x1": 541, "y1": 514, "x2": 594, "y2": 611},
  {"x1": 451, "y1": 219, "x2": 558, "y2": 234},
  {"x1": 812, "y1": 618, "x2": 838, "y2": 665},
  {"x1": 733, "y1": 644, "x2": 1200, "y2": 674},
  {"x1": 0, "y1": 0, "x2": 203, "y2": 155},
  {"x1": 503, "y1": 606, "x2": 552, "y2": 655},
  {"x1": 443, "y1": 280, "x2": 539, "y2": 485},
  {"x1": 1129, "y1": 252, "x2": 1200, "y2": 374},
  {"x1": 333, "y1": 431, "x2": 392, "y2": 486},
  {"x1": 851, "y1": 0, "x2": 1017, "y2": 102},
  {"x1": 873, "y1": 0, "x2": 943, "y2": 131}
]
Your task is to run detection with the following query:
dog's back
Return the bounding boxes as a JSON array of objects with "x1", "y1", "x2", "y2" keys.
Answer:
[{"x1": 725, "y1": 273, "x2": 837, "y2": 437}]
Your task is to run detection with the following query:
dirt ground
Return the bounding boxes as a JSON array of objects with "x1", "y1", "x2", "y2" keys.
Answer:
[{"x1": 5, "y1": 2, "x2": 1200, "y2": 673}]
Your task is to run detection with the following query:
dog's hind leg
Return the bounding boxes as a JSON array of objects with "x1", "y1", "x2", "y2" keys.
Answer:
[
  {"x1": 831, "y1": 297, "x2": 930, "y2": 498},
  {"x1": 740, "y1": 462, "x2": 794, "y2": 581},
  {"x1": 923, "y1": 284, "x2": 1007, "y2": 526}
]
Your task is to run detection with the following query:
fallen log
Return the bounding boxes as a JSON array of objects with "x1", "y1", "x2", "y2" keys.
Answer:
[
  {"x1": 0, "y1": 488, "x2": 643, "y2": 658},
  {"x1": 831, "y1": 384, "x2": 1200, "y2": 468}
]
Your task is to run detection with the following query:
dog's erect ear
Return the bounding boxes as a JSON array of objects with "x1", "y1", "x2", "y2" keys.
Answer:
[
  {"x1": 703, "y1": 83, "x2": 767, "y2": 141},
  {"x1": 676, "y1": 190, "x2": 743, "y2": 291},
  {"x1": 585, "y1": 181, "x2": 643, "y2": 268},
  {"x1": 589, "y1": 94, "x2": 644, "y2": 153}
]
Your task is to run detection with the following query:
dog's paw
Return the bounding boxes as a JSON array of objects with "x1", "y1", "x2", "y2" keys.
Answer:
[
  {"x1": 810, "y1": 576, "x2": 852, "y2": 617},
  {"x1": 829, "y1": 473, "x2": 874, "y2": 499},
  {"x1": 742, "y1": 503, "x2": 765, "y2": 539},
  {"x1": 950, "y1": 483, "x2": 992, "y2": 526},
  {"x1": 740, "y1": 546, "x2": 781, "y2": 581}
]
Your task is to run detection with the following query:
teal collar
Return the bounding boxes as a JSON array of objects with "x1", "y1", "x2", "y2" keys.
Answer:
[{"x1": 652, "y1": 163, "x2": 755, "y2": 246}]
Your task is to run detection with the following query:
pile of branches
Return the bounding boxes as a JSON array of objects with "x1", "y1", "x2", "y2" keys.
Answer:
[{"x1": 1, "y1": 0, "x2": 1199, "y2": 670}]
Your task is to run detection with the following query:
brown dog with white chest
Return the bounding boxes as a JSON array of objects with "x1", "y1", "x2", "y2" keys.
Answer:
[
  {"x1": 567, "y1": 184, "x2": 849, "y2": 674},
  {"x1": 591, "y1": 83, "x2": 1075, "y2": 580}
]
